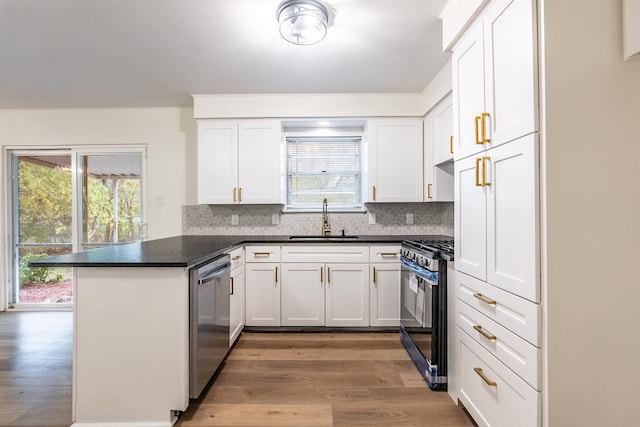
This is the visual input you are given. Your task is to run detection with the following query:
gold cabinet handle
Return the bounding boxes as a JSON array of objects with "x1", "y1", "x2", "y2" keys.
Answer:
[
  {"x1": 473, "y1": 293, "x2": 497, "y2": 306},
  {"x1": 327, "y1": 267, "x2": 331, "y2": 283},
  {"x1": 238, "y1": 187, "x2": 243, "y2": 202},
  {"x1": 427, "y1": 183, "x2": 433, "y2": 199},
  {"x1": 482, "y1": 156, "x2": 491, "y2": 186},
  {"x1": 475, "y1": 116, "x2": 482, "y2": 145},
  {"x1": 475, "y1": 158, "x2": 482, "y2": 187},
  {"x1": 230, "y1": 277, "x2": 235, "y2": 295},
  {"x1": 473, "y1": 325, "x2": 497, "y2": 341},
  {"x1": 233, "y1": 187, "x2": 237, "y2": 202},
  {"x1": 275, "y1": 266, "x2": 278, "y2": 283},
  {"x1": 320, "y1": 267, "x2": 323, "y2": 283},
  {"x1": 449, "y1": 135, "x2": 454, "y2": 154},
  {"x1": 231, "y1": 255, "x2": 241, "y2": 261},
  {"x1": 480, "y1": 112, "x2": 491, "y2": 143},
  {"x1": 373, "y1": 267, "x2": 377, "y2": 284},
  {"x1": 379, "y1": 253, "x2": 397, "y2": 258},
  {"x1": 253, "y1": 252, "x2": 272, "y2": 257},
  {"x1": 372, "y1": 185, "x2": 376, "y2": 201},
  {"x1": 474, "y1": 367, "x2": 497, "y2": 387}
]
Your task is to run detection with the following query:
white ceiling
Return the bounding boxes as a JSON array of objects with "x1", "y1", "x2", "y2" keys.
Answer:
[{"x1": 0, "y1": 0, "x2": 451, "y2": 108}]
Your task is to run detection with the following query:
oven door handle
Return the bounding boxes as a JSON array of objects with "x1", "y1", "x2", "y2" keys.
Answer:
[{"x1": 401, "y1": 258, "x2": 439, "y2": 285}]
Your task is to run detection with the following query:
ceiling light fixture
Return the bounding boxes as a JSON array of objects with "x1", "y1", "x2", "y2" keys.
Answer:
[{"x1": 277, "y1": 0, "x2": 330, "y2": 46}]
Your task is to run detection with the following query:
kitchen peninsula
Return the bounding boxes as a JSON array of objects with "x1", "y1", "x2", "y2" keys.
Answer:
[{"x1": 33, "y1": 234, "x2": 448, "y2": 427}]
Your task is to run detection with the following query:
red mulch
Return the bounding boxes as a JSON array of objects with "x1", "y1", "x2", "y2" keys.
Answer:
[{"x1": 19, "y1": 280, "x2": 73, "y2": 303}]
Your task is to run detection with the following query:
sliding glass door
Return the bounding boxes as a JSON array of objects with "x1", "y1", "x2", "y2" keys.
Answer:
[
  {"x1": 11, "y1": 152, "x2": 74, "y2": 305},
  {"x1": 8, "y1": 148, "x2": 145, "y2": 308}
]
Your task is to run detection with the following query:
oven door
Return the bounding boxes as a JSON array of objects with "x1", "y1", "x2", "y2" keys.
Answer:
[{"x1": 400, "y1": 258, "x2": 437, "y2": 362}]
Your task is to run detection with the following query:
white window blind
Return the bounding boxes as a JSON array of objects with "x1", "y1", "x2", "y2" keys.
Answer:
[{"x1": 286, "y1": 136, "x2": 362, "y2": 210}]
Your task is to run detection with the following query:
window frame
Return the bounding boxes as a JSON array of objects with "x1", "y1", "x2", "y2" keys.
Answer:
[{"x1": 283, "y1": 131, "x2": 365, "y2": 213}]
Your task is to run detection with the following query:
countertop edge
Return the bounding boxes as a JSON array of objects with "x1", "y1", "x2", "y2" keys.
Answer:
[{"x1": 29, "y1": 235, "x2": 452, "y2": 268}]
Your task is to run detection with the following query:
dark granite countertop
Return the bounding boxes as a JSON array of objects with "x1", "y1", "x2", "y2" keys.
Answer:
[{"x1": 30, "y1": 234, "x2": 452, "y2": 268}]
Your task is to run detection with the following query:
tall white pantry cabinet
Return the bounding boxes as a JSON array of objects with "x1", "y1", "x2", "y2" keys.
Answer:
[{"x1": 447, "y1": 0, "x2": 541, "y2": 426}]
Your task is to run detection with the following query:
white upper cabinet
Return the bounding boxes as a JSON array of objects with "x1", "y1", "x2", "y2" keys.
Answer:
[
  {"x1": 197, "y1": 120, "x2": 237, "y2": 204},
  {"x1": 197, "y1": 119, "x2": 281, "y2": 204},
  {"x1": 452, "y1": 0, "x2": 538, "y2": 160},
  {"x1": 454, "y1": 134, "x2": 539, "y2": 303},
  {"x1": 367, "y1": 118, "x2": 423, "y2": 202},
  {"x1": 237, "y1": 120, "x2": 282, "y2": 204},
  {"x1": 432, "y1": 93, "x2": 455, "y2": 165},
  {"x1": 424, "y1": 95, "x2": 454, "y2": 202}
]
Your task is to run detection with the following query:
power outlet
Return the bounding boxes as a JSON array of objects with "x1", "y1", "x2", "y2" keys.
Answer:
[
  {"x1": 272, "y1": 213, "x2": 280, "y2": 225},
  {"x1": 368, "y1": 212, "x2": 376, "y2": 225},
  {"x1": 231, "y1": 214, "x2": 239, "y2": 226},
  {"x1": 406, "y1": 213, "x2": 414, "y2": 225}
]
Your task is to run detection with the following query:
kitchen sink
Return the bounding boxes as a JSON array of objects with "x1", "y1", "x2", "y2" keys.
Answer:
[{"x1": 288, "y1": 235, "x2": 359, "y2": 240}]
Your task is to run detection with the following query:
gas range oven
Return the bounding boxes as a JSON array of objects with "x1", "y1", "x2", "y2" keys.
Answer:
[{"x1": 400, "y1": 239, "x2": 454, "y2": 390}]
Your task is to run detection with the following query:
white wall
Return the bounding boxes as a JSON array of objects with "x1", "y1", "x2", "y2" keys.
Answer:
[
  {"x1": 542, "y1": 1, "x2": 640, "y2": 425},
  {"x1": 0, "y1": 107, "x2": 197, "y2": 308}
]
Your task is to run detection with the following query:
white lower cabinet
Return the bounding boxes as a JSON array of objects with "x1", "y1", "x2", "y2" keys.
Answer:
[
  {"x1": 281, "y1": 246, "x2": 370, "y2": 327},
  {"x1": 281, "y1": 263, "x2": 325, "y2": 326},
  {"x1": 229, "y1": 247, "x2": 244, "y2": 346},
  {"x1": 457, "y1": 299, "x2": 540, "y2": 389},
  {"x1": 325, "y1": 263, "x2": 369, "y2": 327},
  {"x1": 245, "y1": 246, "x2": 281, "y2": 327},
  {"x1": 455, "y1": 271, "x2": 540, "y2": 346},
  {"x1": 458, "y1": 329, "x2": 540, "y2": 427},
  {"x1": 369, "y1": 245, "x2": 401, "y2": 327},
  {"x1": 244, "y1": 244, "x2": 405, "y2": 328}
]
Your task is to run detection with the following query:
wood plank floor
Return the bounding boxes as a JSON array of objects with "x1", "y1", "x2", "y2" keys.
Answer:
[
  {"x1": 176, "y1": 332, "x2": 476, "y2": 427},
  {"x1": 0, "y1": 311, "x2": 72, "y2": 427},
  {"x1": 0, "y1": 313, "x2": 475, "y2": 427}
]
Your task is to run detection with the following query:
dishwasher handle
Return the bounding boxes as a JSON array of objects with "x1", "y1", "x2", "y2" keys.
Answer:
[{"x1": 198, "y1": 262, "x2": 231, "y2": 285}]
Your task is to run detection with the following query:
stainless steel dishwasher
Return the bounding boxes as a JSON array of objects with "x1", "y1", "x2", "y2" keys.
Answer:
[{"x1": 189, "y1": 254, "x2": 231, "y2": 399}]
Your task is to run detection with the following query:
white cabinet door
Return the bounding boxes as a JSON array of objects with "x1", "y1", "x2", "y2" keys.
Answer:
[
  {"x1": 486, "y1": 134, "x2": 539, "y2": 302},
  {"x1": 325, "y1": 263, "x2": 369, "y2": 327},
  {"x1": 245, "y1": 262, "x2": 280, "y2": 326},
  {"x1": 425, "y1": 99, "x2": 455, "y2": 203},
  {"x1": 455, "y1": 154, "x2": 488, "y2": 281},
  {"x1": 370, "y1": 263, "x2": 400, "y2": 327},
  {"x1": 197, "y1": 120, "x2": 238, "y2": 204},
  {"x1": 230, "y1": 264, "x2": 244, "y2": 346},
  {"x1": 453, "y1": 0, "x2": 538, "y2": 161},
  {"x1": 238, "y1": 120, "x2": 282, "y2": 204},
  {"x1": 455, "y1": 134, "x2": 539, "y2": 302},
  {"x1": 433, "y1": 93, "x2": 455, "y2": 165},
  {"x1": 368, "y1": 119, "x2": 423, "y2": 202},
  {"x1": 483, "y1": 0, "x2": 538, "y2": 147},
  {"x1": 281, "y1": 263, "x2": 325, "y2": 326},
  {"x1": 453, "y1": 24, "x2": 486, "y2": 161},
  {"x1": 197, "y1": 119, "x2": 282, "y2": 205}
]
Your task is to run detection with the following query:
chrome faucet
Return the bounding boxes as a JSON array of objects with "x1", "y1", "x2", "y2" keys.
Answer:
[{"x1": 321, "y1": 198, "x2": 331, "y2": 236}]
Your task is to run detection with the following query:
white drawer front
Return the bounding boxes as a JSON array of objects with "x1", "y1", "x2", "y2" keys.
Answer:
[
  {"x1": 456, "y1": 271, "x2": 540, "y2": 346},
  {"x1": 459, "y1": 329, "x2": 540, "y2": 427},
  {"x1": 457, "y1": 300, "x2": 540, "y2": 390},
  {"x1": 245, "y1": 246, "x2": 281, "y2": 262},
  {"x1": 228, "y1": 247, "x2": 244, "y2": 270},
  {"x1": 282, "y1": 246, "x2": 369, "y2": 263},
  {"x1": 369, "y1": 245, "x2": 401, "y2": 263}
]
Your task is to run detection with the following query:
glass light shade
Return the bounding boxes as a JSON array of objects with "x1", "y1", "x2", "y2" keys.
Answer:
[{"x1": 277, "y1": 0, "x2": 329, "y2": 45}]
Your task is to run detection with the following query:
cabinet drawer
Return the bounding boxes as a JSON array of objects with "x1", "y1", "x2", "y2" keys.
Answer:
[
  {"x1": 369, "y1": 245, "x2": 400, "y2": 263},
  {"x1": 282, "y1": 246, "x2": 369, "y2": 263},
  {"x1": 457, "y1": 300, "x2": 540, "y2": 390},
  {"x1": 245, "y1": 246, "x2": 281, "y2": 262},
  {"x1": 228, "y1": 247, "x2": 244, "y2": 270},
  {"x1": 459, "y1": 329, "x2": 540, "y2": 427},
  {"x1": 456, "y1": 271, "x2": 540, "y2": 346}
]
